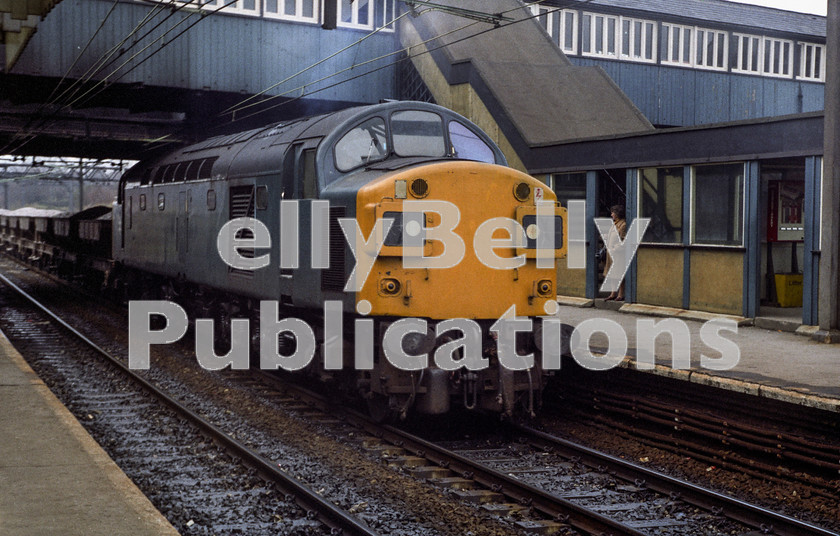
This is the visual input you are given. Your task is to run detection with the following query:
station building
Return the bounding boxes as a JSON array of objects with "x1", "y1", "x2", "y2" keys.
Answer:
[{"x1": 397, "y1": 0, "x2": 827, "y2": 326}]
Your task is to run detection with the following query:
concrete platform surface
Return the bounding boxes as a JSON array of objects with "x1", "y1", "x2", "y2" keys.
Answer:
[
  {"x1": 553, "y1": 298, "x2": 840, "y2": 413},
  {"x1": 0, "y1": 329, "x2": 179, "y2": 536}
]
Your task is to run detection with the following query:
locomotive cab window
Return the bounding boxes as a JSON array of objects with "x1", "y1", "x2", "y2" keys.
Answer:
[
  {"x1": 448, "y1": 120, "x2": 495, "y2": 163},
  {"x1": 392, "y1": 110, "x2": 445, "y2": 158},
  {"x1": 334, "y1": 117, "x2": 388, "y2": 171}
]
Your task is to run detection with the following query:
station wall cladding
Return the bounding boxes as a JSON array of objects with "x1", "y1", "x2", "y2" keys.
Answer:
[{"x1": 13, "y1": 0, "x2": 399, "y2": 105}]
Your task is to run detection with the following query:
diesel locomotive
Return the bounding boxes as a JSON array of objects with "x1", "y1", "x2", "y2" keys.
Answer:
[{"x1": 5, "y1": 101, "x2": 568, "y2": 420}]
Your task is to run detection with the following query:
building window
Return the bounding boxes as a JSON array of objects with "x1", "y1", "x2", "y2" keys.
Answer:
[
  {"x1": 732, "y1": 33, "x2": 762, "y2": 74},
  {"x1": 530, "y1": 6, "x2": 578, "y2": 54},
  {"x1": 378, "y1": 0, "x2": 395, "y2": 30},
  {"x1": 549, "y1": 173, "x2": 587, "y2": 208},
  {"x1": 763, "y1": 37, "x2": 793, "y2": 77},
  {"x1": 733, "y1": 34, "x2": 793, "y2": 78},
  {"x1": 797, "y1": 42, "x2": 825, "y2": 81},
  {"x1": 338, "y1": 0, "x2": 373, "y2": 29},
  {"x1": 663, "y1": 24, "x2": 726, "y2": 70},
  {"x1": 639, "y1": 167, "x2": 683, "y2": 244},
  {"x1": 691, "y1": 164, "x2": 744, "y2": 246},
  {"x1": 264, "y1": 0, "x2": 318, "y2": 22},
  {"x1": 582, "y1": 12, "x2": 656, "y2": 63}
]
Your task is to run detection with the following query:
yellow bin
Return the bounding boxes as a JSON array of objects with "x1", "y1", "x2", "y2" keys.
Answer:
[{"x1": 774, "y1": 274, "x2": 803, "y2": 307}]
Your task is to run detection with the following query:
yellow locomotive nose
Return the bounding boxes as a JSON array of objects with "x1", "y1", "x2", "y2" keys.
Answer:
[{"x1": 354, "y1": 161, "x2": 566, "y2": 321}]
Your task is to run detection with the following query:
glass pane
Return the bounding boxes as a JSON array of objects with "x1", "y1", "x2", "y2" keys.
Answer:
[
  {"x1": 341, "y1": 0, "x2": 352, "y2": 23},
  {"x1": 717, "y1": 33, "x2": 726, "y2": 67},
  {"x1": 692, "y1": 164, "x2": 744, "y2": 246},
  {"x1": 552, "y1": 173, "x2": 587, "y2": 208},
  {"x1": 608, "y1": 18, "x2": 616, "y2": 54},
  {"x1": 392, "y1": 111, "x2": 445, "y2": 158},
  {"x1": 595, "y1": 16, "x2": 604, "y2": 53},
  {"x1": 448, "y1": 121, "x2": 495, "y2": 164},
  {"x1": 334, "y1": 117, "x2": 388, "y2": 171},
  {"x1": 639, "y1": 167, "x2": 683, "y2": 243},
  {"x1": 243, "y1": 0, "x2": 255, "y2": 10},
  {"x1": 582, "y1": 15, "x2": 591, "y2": 53},
  {"x1": 357, "y1": 0, "x2": 369, "y2": 25},
  {"x1": 683, "y1": 29, "x2": 691, "y2": 63},
  {"x1": 564, "y1": 13, "x2": 575, "y2": 50},
  {"x1": 265, "y1": 0, "x2": 277, "y2": 13},
  {"x1": 303, "y1": 0, "x2": 314, "y2": 17}
]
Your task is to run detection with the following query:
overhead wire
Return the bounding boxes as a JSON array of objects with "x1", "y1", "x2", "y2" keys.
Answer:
[
  {"x1": 6, "y1": 0, "x2": 591, "y2": 157},
  {"x1": 223, "y1": 0, "x2": 591, "y2": 124}
]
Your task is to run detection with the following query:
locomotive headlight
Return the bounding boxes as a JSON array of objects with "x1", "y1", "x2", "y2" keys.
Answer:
[
  {"x1": 514, "y1": 182, "x2": 531, "y2": 202},
  {"x1": 537, "y1": 279, "x2": 553, "y2": 296},
  {"x1": 410, "y1": 178, "x2": 429, "y2": 198}
]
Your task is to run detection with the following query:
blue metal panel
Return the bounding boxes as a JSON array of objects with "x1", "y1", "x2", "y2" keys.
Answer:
[
  {"x1": 13, "y1": 0, "x2": 397, "y2": 105},
  {"x1": 760, "y1": 79, "x2": 800, "y2": 117},
  {"x1": 743, "y1": 161, "x2": 760, "y2": 318},
  {"x1": 800, "y1": 82, "x2": 825, "y2": 113},
  {"x1": 803, "y1": 156, "x2": 821, "y2": 325}
]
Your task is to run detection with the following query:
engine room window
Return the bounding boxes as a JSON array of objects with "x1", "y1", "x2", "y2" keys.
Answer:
[
  {"x1": 334, "y1": 117, "x2": 388, "y2": 171},
  {"x1": 207, "y1": 189, "x2": 216, "y2": 211},
  {"x1": 448, "y1": 121, "x2": 495, "y2": 163},
  {"x1": 392, "y1": 110, "x2": 445, "y2": 158},
  {"x1": 139, "y1": 194, "x2": 146, "y2": 211},
  {"x1": 158, "y1": 193, "x2": 165, "y2": 211}
]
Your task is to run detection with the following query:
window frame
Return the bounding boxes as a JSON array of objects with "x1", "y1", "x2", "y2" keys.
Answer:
[
  {"x1": 530, "y1": 6, "x2": 578, "y2": 55},
  {"x1": 581, "y1": 12, "x2": 656, "y2": 63},
  {"x1": 263, "y1": 0, "x2": 319, "y2": 23},
  {"x1": 733, "y1": 33, "x2": 794, "y2": 79},
  {"x1": 690, "y1": 163, "x2": 746, "y2": 247},
  {"x1": 796, "y1": 42, "x2": 825, "y2": 82}
]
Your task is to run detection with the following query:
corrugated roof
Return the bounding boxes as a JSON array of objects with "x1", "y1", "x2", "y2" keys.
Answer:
[{"x1": 578, "y1": 0, "x2": 825, "y2": 38}]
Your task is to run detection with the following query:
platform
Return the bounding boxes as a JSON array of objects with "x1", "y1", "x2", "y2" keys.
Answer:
[
  {"x1": 554, "y1": 297, "x2": 840, "y2": 413},
  {"x1": 0, "y1": 329, "x2": 179, "y2": 536}
]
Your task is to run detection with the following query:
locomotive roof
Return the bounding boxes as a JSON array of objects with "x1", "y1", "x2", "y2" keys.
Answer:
[{"x1": 122, "y1": 101, "x2": 505, "y2": 186}]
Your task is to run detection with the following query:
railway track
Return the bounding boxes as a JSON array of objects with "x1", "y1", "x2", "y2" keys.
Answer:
[
  {"x1": 545, "y1": 366, "x2": 840, "y2": 500},
  {"x1": 0, "y1": 270, "x2": 379, "y2": 536},
  {"x1": 2, "y1": 260, "x2": 837, "y2": 536},
  {"x1": 253, "y1": 371, "x2": 839, "y2": 536}
]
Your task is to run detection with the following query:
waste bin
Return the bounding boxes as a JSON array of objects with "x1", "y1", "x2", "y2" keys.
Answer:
[{"x1": 774, "y1": 273, "x2": 803, "y2": 307}]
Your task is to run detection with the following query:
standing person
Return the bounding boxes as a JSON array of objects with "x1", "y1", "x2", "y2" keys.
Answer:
[{"x1": 604, "y1": 204, "x2": 627, "y2": 301}]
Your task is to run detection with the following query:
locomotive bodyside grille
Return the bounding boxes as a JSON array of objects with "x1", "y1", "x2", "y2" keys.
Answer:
[
  {"x1": 321, "y1": 206, "x2": 346, "y2": 292},
  {"x1": 228, "y1": 185, "x2": 255, "y2": 279}
]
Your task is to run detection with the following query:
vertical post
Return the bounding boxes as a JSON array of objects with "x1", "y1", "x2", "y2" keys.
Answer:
[
  {"x1": 817, "y1": 0, "x2": 840, "y2": 341},
  {"x1": 682, "y1": 165, "x2": 692, "y2": 310},
  {"x1": 625, "y1": 168, "x2": 638, "y2": 303},
  {"x1": 585, "y1": 170, "x2": 599, "y2": 299},
  {"x1": 803, "y1": 156, "x2": 821, "y2": 326},
  {"x1": 743, "y1": 161, "x2": 760, "y2": 319},
  {"x1": 78, "y1": 158, "x2": 84, "y2": 212}
]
